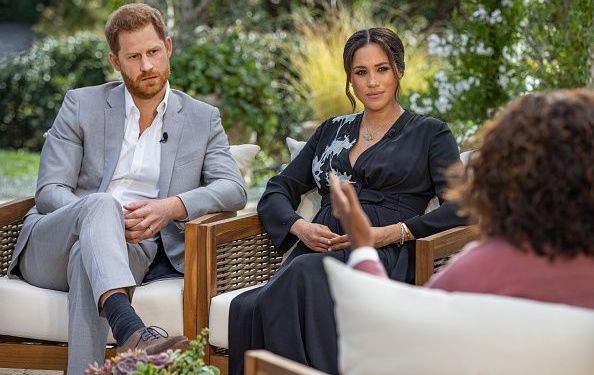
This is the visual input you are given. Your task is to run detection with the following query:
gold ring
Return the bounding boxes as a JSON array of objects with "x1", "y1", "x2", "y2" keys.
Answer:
[{"x1": 148, "y1": 226, "x2": 153, "y2": 232}]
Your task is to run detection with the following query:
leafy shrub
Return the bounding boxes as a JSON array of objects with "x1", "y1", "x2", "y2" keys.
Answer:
[
  {"x1": 0, "y1": 0, "x2": 46, "y2": 22},
  {"x1": 34, "y1": 0, "x2": 124, "y2": 37},
  {"x1": 0, "y1": 32, "x2": 112, "y2": 150},
  {"x1": 521, "y1": 0, "x2": 594, "y2": 89},
  {"x1": 0, "y1": 26, "x2": 308, "y2": 155},
  {"x1": 409, "y1": 0, "x2": 594, "y2": 146},
  {"x1": 170, "y1": 25, "x2": 309, "y2": 154}
]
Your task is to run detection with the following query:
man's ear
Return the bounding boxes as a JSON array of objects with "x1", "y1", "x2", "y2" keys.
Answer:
[
  {"x1": 165, "y1": 36, "x2": 173, "y2": 58},
  {"x1": 108, "y1": 51, "x2": 121, "y2": 72}
]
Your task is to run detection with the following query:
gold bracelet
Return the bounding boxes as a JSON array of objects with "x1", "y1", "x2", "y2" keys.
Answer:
[
  {"x1": 398, "y1": 222, "x2": 405, "y2": 246},
  {"x1": 402, "y1": 223, "x2": 414, "y2": 241}
]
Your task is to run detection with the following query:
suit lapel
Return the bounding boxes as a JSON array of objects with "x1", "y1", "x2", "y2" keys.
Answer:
[
  {"x1": 158, "y1": 92, "x2": 185, "y2": 198},
  {"x1": 98, "y1": 84, "x2": 126, "y2": 192}
]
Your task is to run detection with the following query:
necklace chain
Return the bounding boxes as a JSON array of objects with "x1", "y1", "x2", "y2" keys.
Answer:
[
  {"x1": 362, "y1": 118, "x2": 374, "y2": 141},
  {"x1": 361, "y1": 110, "x2": 401, "y2": 142}
]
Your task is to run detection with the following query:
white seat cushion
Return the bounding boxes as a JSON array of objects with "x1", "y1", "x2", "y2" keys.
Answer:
[
  {"x1": 324, "y1": 258, "x2": 594, "y2": 375},
  {"x1": 208, "y1": 284, "x2": 263, "y2": 348},
  {"x1": 0, "y1": 276, "x2": 184, "y2": 343},
  {"x1": 286, "y1": 137, "x2": 321, "y2": 222}
]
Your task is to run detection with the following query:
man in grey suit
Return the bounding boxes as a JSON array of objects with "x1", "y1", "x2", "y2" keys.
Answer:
[{"x1": 7, "y1": 3, "x2": 246, "y2": 372}]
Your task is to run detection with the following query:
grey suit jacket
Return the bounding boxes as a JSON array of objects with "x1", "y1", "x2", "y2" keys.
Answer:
[{"x1": 9, "y1": 82, "x2": 246, "y2": 275}]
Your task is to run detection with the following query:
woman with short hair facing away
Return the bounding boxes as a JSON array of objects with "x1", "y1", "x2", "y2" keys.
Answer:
[{"x1": 426, "y1": 88, "x2": 594, "y2": 308}]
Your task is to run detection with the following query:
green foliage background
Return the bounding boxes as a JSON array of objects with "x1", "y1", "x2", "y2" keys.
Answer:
[
  {"x1": 0, "y1": 0, "x2": 592, "y2": 155},
  {"x1": 0, "y1": 33, "x2": 112, "y2": 150},
  {"x1": 0, "y1": 27, "x2": 308, "y2": 154},
  {"x1": 170, "y1": 26, "x2": 308, "y2": 154},
  {"x1": 408, "y1": 0, "x2": 594, "y2": 146}
]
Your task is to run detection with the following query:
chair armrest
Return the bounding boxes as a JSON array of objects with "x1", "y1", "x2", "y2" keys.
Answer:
[
  {"x1": 0, "y1": 197, "x2": 35, "y2": 226},
  {"x1": 183, "y1": 211, "x2": 236, "y2": 339},
  {"x1": 415, "y1": 225, "x2": 480, "y2": 285},
  {"x1": 245, "y1": 350, "x2": 329, "y2": 375},
  {"x1": 188, "y1": 211, "x2": 237, "y2": 226}
]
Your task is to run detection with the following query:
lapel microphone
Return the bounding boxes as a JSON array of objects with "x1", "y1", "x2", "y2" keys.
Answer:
[{"x1": 160, "y1": 132, "x2": 168, "y2": 143}]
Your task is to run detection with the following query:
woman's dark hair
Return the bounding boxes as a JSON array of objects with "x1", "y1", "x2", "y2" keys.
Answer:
[
  {"x1": 448, "y1": 88, "x2": 594, "y2": 259},
  {"x1": 343, "y1": 28, "x2": 405, "y2": 111}
]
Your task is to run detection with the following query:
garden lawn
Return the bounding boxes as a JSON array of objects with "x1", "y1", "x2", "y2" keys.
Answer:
[{"x1": 0, "y1": 149, "x2": 39, "y2": 200}]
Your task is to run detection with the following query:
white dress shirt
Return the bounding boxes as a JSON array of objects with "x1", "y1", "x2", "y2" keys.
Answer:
[{"x1": 107, "y1": 82, "x2": 170, "y2": 207}]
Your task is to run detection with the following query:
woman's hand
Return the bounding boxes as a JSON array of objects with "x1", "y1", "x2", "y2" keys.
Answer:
[
  {"x1": 290, "y1": 218, "x2": 343, "y2": 252},
  {"x1": 370, "y1": 225, "x2": 399, "y2": 249},
  {"x1": 370, "y1": 223, "x2": 415, "y2": 248}
]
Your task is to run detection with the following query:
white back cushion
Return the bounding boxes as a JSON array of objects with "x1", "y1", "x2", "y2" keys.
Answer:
[
  {"x1": 229, "y1": 144, "x2": 260, "y2": 184},
  {"x1": 324, "y1": 258, "x2": 594, "y2": 375},
  {"x1": 286, "y1": 137, "x2": 321, "y2": 221}
]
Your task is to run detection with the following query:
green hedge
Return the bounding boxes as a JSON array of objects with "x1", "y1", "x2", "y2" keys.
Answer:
[
  {"x1": 171, "y1": 26, "x2": 308, "y2": 152},
  {"x1": 0, "y1": 27, "x2": 309, "y2": 153},
  {"x1": 0, "y1": 32, "x2": 112, "y2": 149}
]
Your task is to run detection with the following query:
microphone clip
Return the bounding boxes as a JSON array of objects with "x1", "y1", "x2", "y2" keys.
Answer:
[{"x1": 159, "y1": 132, "x2": 169, "y2": 143}]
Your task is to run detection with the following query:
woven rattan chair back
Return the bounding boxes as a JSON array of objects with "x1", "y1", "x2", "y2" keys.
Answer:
[{"x1": 0, "y1": 197, "x2": 34, "y2": 277}]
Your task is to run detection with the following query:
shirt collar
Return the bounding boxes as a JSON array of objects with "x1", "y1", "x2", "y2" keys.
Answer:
[{"x1": 124, "y1": 81, "x2": 171, "y2": 119}]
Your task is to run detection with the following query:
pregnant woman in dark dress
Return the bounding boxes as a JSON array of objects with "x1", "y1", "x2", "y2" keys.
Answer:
[{"x1": 229, "y1": 27, "x2": 467, "y2": 374}]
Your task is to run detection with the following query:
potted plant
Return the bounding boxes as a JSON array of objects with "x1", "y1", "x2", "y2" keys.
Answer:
[{"x1": 85, "y1": 329, "x2": 219, "y2": 375}]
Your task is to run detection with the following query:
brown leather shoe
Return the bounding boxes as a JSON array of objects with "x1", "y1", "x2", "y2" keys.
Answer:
[{"x1": 117, "y1": 326, "x2": 189, "y2": 354}]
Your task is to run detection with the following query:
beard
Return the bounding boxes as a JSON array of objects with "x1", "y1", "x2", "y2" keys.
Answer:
[{"x1": 121, "y1": 65, "x2": 170, "y2": 100}]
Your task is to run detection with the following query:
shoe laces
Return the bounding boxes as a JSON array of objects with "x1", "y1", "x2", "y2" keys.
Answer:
[{"x1": 135, "y1": 326, "x2": 169, "y2": 348}]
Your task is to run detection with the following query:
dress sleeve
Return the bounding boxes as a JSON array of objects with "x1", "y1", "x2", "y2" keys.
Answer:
[
  {"x1": 403, "y1": 121, "x2": 468, "y2": 238},
  {"x1": 257, "y1": 123, "x2": 326, "y2": 254}
]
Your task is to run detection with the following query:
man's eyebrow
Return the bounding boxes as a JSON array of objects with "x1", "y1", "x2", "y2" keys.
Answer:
[{"x1": 124, "y1": 45, "x2": 162, "y2": 56}]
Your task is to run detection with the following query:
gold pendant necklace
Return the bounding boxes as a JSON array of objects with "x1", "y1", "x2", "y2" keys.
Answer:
[
  {"x1": 362, "y1": 119, "x2": 374, "y2": 141},
  {"x1": 362, "y1": 108, "x2": 402, "y2": 142}
]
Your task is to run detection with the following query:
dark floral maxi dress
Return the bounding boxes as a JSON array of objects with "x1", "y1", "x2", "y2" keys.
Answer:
[{"x1": 229, "y1": 110, "x2": 467, "y2": 374}]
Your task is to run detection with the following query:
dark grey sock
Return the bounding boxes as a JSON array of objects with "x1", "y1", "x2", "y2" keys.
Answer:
[{"x1": 103, "y1": 292, "x2": 145, "y2": 346}]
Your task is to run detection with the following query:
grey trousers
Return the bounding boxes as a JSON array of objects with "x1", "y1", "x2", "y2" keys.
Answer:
[{"x1": 18, "y1": 193, "x2": 158, "y2": 374}]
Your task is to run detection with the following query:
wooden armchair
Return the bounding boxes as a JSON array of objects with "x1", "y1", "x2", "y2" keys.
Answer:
[
  {"x1": 192, "y1": 212, "x2": 480, "y2": 374},
  {"x1": 0, "y1": 197, "x2": 234, "y2": 372}
]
